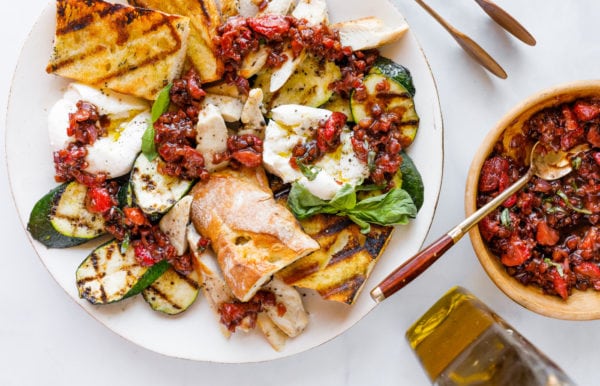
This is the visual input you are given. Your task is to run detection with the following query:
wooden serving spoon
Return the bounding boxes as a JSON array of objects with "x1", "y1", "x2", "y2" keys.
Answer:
[
  {"x1": 370, "y1": 142, "x2": 590, "y2": 303},
  {"x1": 414, "y1": 0, "x2": 507, "y2": 79},
  {"x1": 474, "y1": 0, "x2": 536, "y2": 46}
]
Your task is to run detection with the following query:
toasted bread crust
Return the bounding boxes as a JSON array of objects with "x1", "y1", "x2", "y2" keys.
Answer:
[
  {"x1": 190, "y1": 168, "x2": 319, "y2": 302},
  {"x1": 47, "y1": 0, "x2": 190, "y2": 100},
  {"x1": 128, "y1": 0, "x2": 224, "y2": 83}
]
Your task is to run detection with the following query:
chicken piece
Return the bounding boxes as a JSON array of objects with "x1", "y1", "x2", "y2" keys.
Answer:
[
  {"x1": 202, "y1": 94, "x2": 244, "y2": 122},
  {"x1": 291, "y1": 0, "x2": 328, "y2": 25},
  {"x1": 159, "y1": 195, "x2": 193, "y2": 256},
  {"x1": 239, "y1": 88, "x2": 267, "y2": 137},
  {"x1": 333, "y1": 16, "x2": 409, "y2": 51},
  {"x1": 196, "y1": 104, "x2": 229, "y2": 172}
]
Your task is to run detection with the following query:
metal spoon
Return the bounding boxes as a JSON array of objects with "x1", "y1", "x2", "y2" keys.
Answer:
[
  {"x1": 474, "y1": 0, "x2": 536, "y2": 46},
  {"x1": 370, "y1": 142, "x2": 589, "y2": 303},
  {"x1": 414, "y1": 0, "x2": 507, "y2": 79}
]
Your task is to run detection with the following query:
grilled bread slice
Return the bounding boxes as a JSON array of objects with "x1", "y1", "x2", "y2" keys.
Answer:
[
  {"x1": 128, "y1": 0, "x2": 224, "y2": 83},
  {"x1": 47, "y1": 0, "x2": 190, "y2": 100},
  {"x1": 276, "y1": 202, "x2": 393, "y2": 305}
]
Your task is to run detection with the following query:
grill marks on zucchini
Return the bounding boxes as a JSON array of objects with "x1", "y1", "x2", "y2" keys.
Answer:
[
  {"x1": 130, "y1": 153, "x2": 194, "y2": 216},
  {"x1": 142, "y1": 266, "x2": 201, "y2": 315},
  {"x1": 27, "y1": 182, "x2": 106, "y2": 248},
  {"x1": 351, "y1": 73, "x2": 419, "y2": 148},
  {"x1": 255, "y1": 54, "x2": 341, "y2": 112},
  {"x1": 76, "y1": 240, "x2": 170, "y2": 304}
]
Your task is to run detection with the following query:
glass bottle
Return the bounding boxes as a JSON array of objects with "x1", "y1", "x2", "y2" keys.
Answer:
[{"x1": 405, "y1": 286, "x2": 575, "y2": 386}]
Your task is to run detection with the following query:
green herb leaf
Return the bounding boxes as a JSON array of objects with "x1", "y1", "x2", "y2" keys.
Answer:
[
  {"x1": 296, "y1": 158, "x2": 321, "y2": 181},
  {"x1": 348, "y1": 188, "x2": 417, "y2": 231},
  {"x1": 500, "y1": 208, "x2": 512, "y2": 229},
  {"x1": 141, "y1": 122, "x2": 158, "y2": 161},
  {"x1": 120, "y1": 232, "x2": 131, "y2": 255},
  {"x1": 571, "y1": 156, "x2": 582, "y2": 170},
  {"x1": 556, "y1": 190, "x2": 592, "y2": 215},
  {"x1": 287, "y1": 182, "x2": 417, "y2": 233},
  {"x1": 544, "y1": 258, "x2": 564, "y2": 277},
  {"x1": 151, "y1": 83, "x2": 172, "y2": 123}
]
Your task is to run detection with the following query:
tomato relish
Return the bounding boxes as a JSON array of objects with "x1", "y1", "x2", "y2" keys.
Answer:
[{"x1": 477, "y1": 98, "x2": 600, "y2": 299}]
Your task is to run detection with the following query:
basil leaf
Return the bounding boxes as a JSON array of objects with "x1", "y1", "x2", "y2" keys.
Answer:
[
  {"x1": 556, "y1": 190, "x2": 592, "y2": 215},
  {"x1": 296, "y1": 158, "x2": 321, "y2": 181},
  {"x1": 500, "y1": 208, "x2": 512, "y2": 229},
  {"x1": 328, "y1": 184, "x2": 356, "y2": 211},
  {"x1": 348, "y1": 189, "x2": 417, "y2": 229},
  {"x1": 141, "y1": 122, "x2": 158, "y2": 161},
  {"x1": 120, "y1": 232, "x2": 131, "y2": 255},
  {"x1": 151, "y1": 83, "x2": 172, "y2": 123},
  {"x1": 287, "y1": 182, "x2": 417, "y2": 233},
  {"x1": 287, "y1": 183, "x2": 328, "y2": 219}
]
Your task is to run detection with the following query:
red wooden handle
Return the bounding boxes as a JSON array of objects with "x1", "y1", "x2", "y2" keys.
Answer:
[{"x1": 371, "y1": 234, "x2": 455, "y2": 301}]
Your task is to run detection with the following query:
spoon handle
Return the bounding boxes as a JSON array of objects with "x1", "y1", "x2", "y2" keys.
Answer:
[
  {"x1": 370, "y1": 168, "x2": 534, "y2": 303},
  {"x1": 474, "y1": 0, "x2": 536, "y2": 46}
]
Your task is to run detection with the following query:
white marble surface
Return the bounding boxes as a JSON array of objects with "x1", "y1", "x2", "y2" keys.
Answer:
[{"x1": 1, "y1": 1, "x2": 598, "y2": 385}]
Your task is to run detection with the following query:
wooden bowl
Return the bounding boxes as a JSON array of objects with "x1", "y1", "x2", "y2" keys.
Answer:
[{"x1": 465, "y1": 80, "x2": 600, "y2": 320}]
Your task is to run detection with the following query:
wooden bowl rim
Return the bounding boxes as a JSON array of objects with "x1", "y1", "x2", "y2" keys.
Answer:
[{"x1": 465, "y1": 80, "x2": 600, "y2": 320}]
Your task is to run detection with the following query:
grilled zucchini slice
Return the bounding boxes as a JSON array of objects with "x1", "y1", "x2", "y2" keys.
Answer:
[
  {"x1": 254, "y1": 54, "x2": 341, "y2": 112},
  {"x1": 370, "y1": 56, "x2": 416, "y2": 96},
  {"x1": 27, "y1": 182, "x2": 106, "y2": 248},
  {"x1": 130, "y1": 153, "x2": 194, "y2": 217},
  {"x1": 142, "y1": 266, "x2": 201, "y2": 315},
  {"x1": 76, "y1": 240, "x2": 170, "y2": 304},
  {"x1": 350, "y1": 73, "x2": 419, "y2": 148}
]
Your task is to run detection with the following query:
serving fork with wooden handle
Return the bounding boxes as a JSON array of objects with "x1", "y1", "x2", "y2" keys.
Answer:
[{"x1": 413, "y1": 0, "x2": 535, "y2": 79}]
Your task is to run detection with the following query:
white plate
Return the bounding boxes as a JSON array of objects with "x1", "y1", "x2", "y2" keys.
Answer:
[{"x1": 6, "y1": 0, "x2": 443, "y2": 362}]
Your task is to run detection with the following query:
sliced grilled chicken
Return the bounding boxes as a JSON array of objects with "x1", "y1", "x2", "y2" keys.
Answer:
[
  {"x1": 218, "y1": 0, "x2": 241, "y2": 18},
  {"x1": 239, "y1": 47, "x2": 270, "y2": 79},
  {"x1": 334, "y1": 16, "x2": 409, "y2": 51},
  {"x1": 258, "y1": 0, "x2": 295, "y2": 15},
  {"x1": 262, "y1": 277, "x2": 308, "y2": 338},
  {"x1": 291, "y1": 0, "x2": 329, "y2": 25},
  {"x1": 256, "y1": 314, "x2": 288, "y2": 351},
  {"x1": 268, "y1": 0, "x2": 328, "y2": 92},
  {"x1": 239, "y1": 88, "x2": 267, "y2": 137},
  {"x1": 202, "y1": 93, "x2": 244, "y2": 122},
  {"x1": 196, "y1": 104, "x2": 230, "y2": 172},
  {"x1": 159, "y1": 195, "x2": 193, "y2": 256}
]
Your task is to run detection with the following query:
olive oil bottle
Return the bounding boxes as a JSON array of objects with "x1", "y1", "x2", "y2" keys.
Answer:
[{"x1": 406, "y1": 287, "x2": 575, "y2": 385}]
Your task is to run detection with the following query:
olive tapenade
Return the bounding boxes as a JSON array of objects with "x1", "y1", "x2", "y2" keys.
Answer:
[{"x1": 478, "y1": 98, "x2": 600, "y2": 299}]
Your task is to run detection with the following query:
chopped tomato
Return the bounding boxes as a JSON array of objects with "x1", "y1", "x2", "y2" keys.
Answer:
[
  {"x1": 573, "y1": 100, "x2": 600, "y2": 121},
  {"x1": 134, "y1": 243, "x2": 155, "y2": 266},
  {"x1": 574, "y1": 262, "x2": 600, "y2": 280},
  {"x1": 536, "y1": 221, "x2": 560, "y2": 246},
  {"x1": 123, "y1": 207, "x2": 148, "y2": 226},
  {"x1": 86, "y1": 186, "x2": 114, "y2": 213},
  {"x1": 501, "y1": 236, "x2": 532, "y2": 266},
  {"x1": 550, "y1": 270, "x2": 568, "y2": 300}
]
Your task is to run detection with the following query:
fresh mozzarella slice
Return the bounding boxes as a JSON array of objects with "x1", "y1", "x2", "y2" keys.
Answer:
[
  {"x1": 85, "y1": 111, "x2": 150, "y2": 178},
  {"x1": 263, "y1": 104, "x2": 369, "y2": 200},
  {"x1": 48, "y1": 83, "x2": 150, "y2": 178},
  {"x1": 202, "y1": 93, "x2": 243, "y2": 122},
  {"x1": 65, "y1": 82, "x2": 148, "y2": 118},
  {"x1": 334, "y1": 16, "x2": 409, "y2": 51},
  {"x1": 196, "y1": 103, "x2": 229, "y2": 172},
  {"x1": 292, "y1": 0, "x2": 329, "y2": 25}
]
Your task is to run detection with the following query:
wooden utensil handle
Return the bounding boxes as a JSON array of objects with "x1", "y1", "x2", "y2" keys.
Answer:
[{"x1": 371, "y1": 234, "x2": 455, "y2": 302}]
